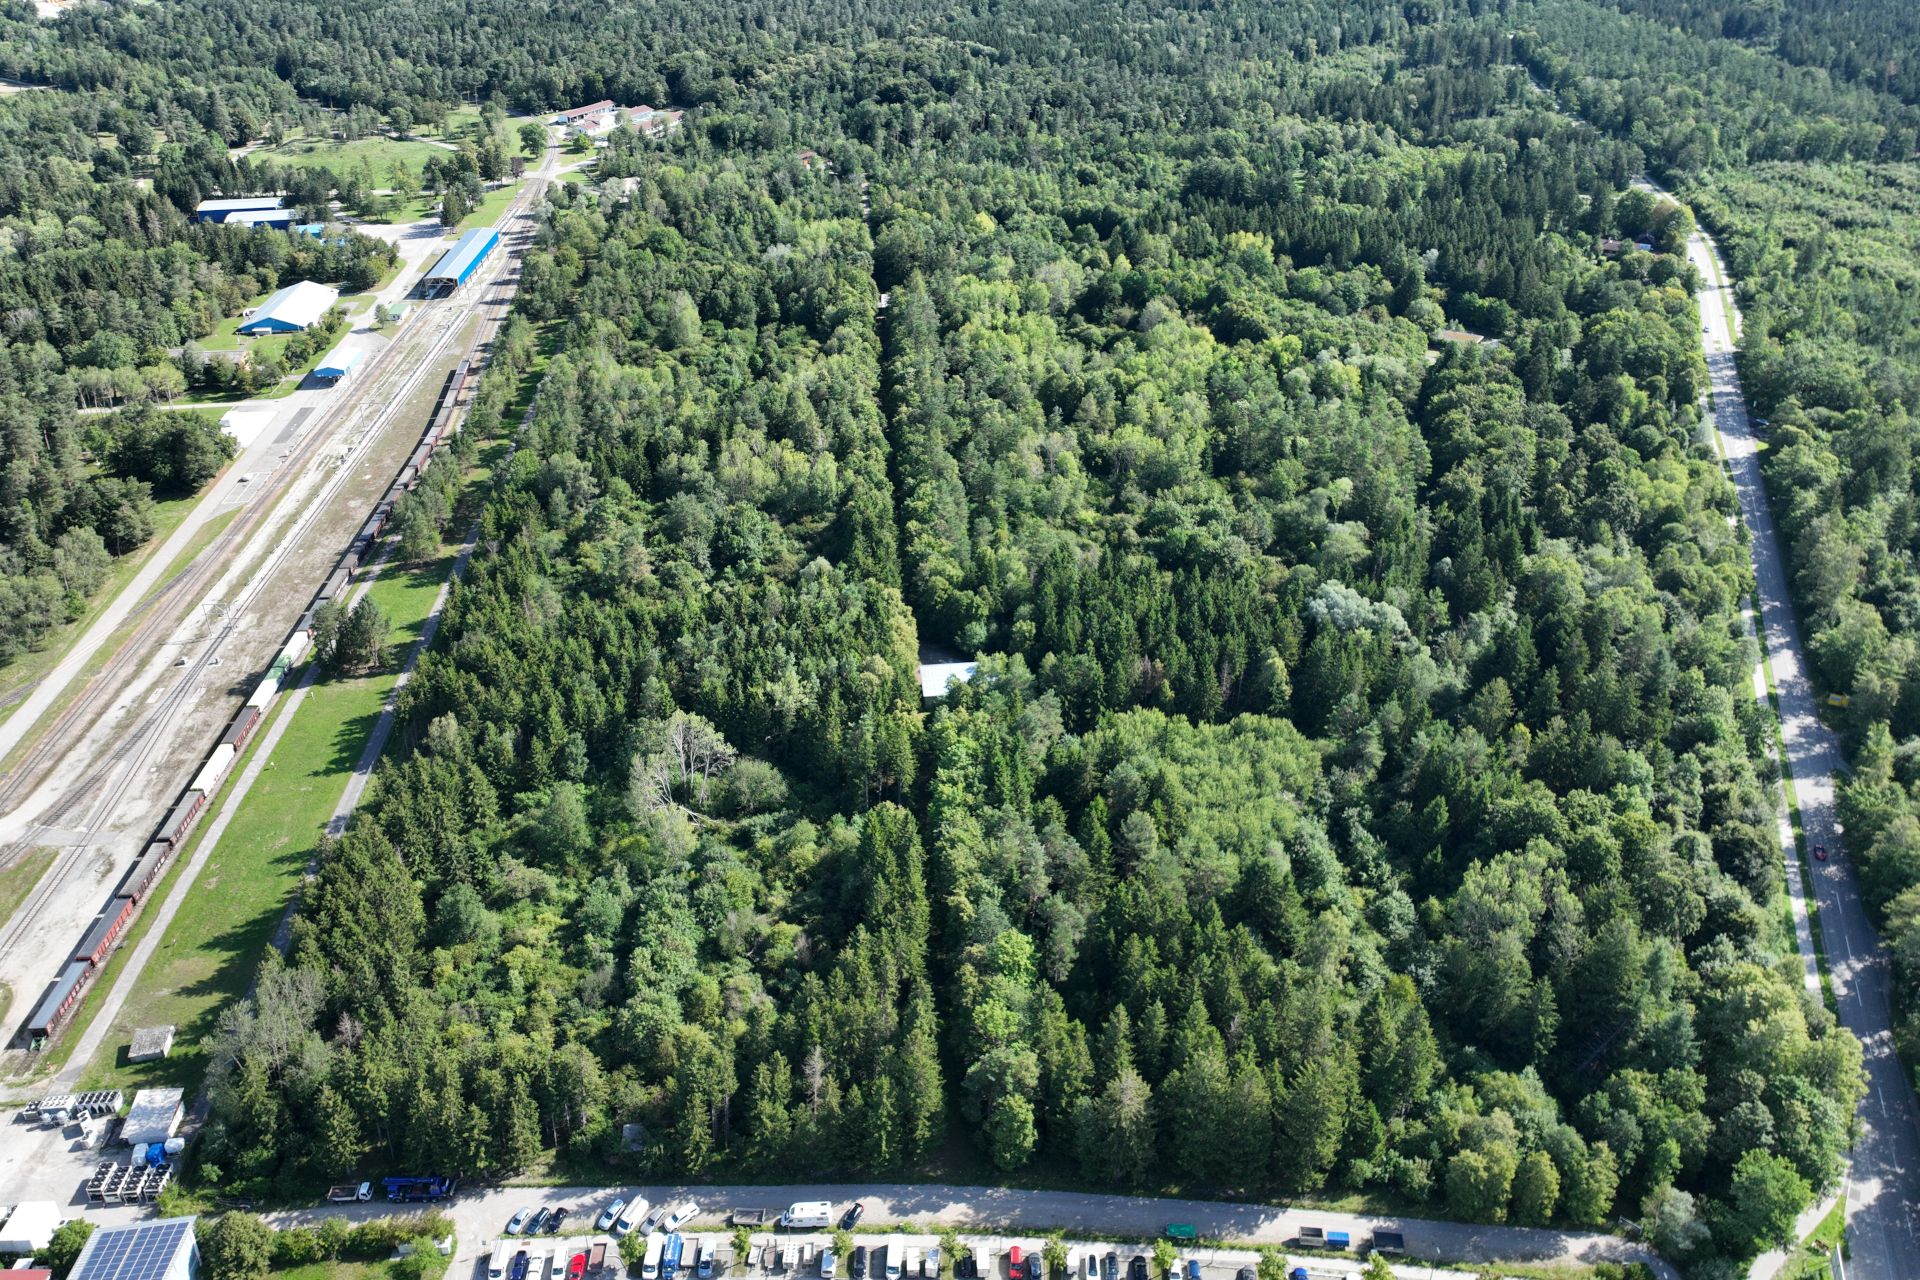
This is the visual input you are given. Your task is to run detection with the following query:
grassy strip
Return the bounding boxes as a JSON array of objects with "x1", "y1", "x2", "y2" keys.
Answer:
[
  {"x1": 1778, "y1": 1198, "x2": 1847, "y2": 1280},
  {"x1": 0, "y1": 847, "x2": 57, "y2": 929},
  {"x1": 0, "y1": 488, "x2": 204, "y2": 739},
  {"x1": 75, "y1": 555, "x2": 448, "y2": 1096}
]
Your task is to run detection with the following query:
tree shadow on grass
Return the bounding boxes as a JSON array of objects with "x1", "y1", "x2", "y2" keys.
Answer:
[{"x1": 323, "y1": 702, "x2": 384, "y2": 776}]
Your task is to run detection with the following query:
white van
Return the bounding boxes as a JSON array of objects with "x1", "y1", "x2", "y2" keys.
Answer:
[
  {"x1": 642, "y1": 1235, "x2": 667, "y2": 1280},
  {"x1": 782, "y1": 1202, "x2": 834, "y2": 1230},
  {"x1": 618, "y1": 1199, "x2": 652, "y2": 1237},
  {"x1": 884, "y1": 1238, "x2": 905, "y2": 1280},
  {"x1": 488, "y1": 1243, "x2": 512, "y2": 1280}
]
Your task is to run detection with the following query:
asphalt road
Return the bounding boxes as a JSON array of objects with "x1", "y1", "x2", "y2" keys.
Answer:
[{"x1": 1685, "y1": 210, "x2": 1920, "y2": 1279}]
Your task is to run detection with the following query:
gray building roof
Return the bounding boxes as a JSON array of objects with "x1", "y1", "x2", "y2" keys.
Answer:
[{"x1": 121, "y1": 1087, "x2": 185, "y2": 1145}]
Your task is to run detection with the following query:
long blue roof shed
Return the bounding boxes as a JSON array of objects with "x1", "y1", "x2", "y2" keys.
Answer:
[
  {"x1": 314, "y1": 346, "x2": 364, "y2": 382},
  {"x1": 423, "y1": 227, "x2": 500, "y2": 291}
]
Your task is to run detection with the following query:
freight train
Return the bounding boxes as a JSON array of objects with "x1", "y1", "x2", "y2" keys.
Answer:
[{"x1": 23, "y1": 355, "x2": 479, "y2": 1050}]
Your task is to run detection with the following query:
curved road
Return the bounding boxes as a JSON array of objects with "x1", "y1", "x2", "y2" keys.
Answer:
[{"x1": 1686, "y1": 211, "x2": 1920, "y2": 1277}]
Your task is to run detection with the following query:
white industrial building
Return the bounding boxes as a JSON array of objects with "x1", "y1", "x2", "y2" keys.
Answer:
[{"x1": 0, "y1": 1201, "x2": 61, "y2": 1253}]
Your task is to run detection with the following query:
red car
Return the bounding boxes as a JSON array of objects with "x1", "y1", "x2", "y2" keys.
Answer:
[
  {"x1": 568, "y1": 1255, "x2": 588, "y2": 1280},
  {"x1": 1814, "y1": 844, "x2": 1828, "y2": 862}
]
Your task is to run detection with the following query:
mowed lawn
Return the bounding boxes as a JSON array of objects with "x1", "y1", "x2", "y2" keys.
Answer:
[
  {"x1": 78, "y1": 553, "x2": 452, "y2": 1096},
  {"x1": 248, "y1": 132, "x2": 452, "y2": 180}
]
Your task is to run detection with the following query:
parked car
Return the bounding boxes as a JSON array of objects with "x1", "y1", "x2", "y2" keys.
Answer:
[
  {"x1": 509, "y1": 1208, "x2": 535, "y2": 1235},
  {"x1": 663, "y1": 1201, "x2": 700, "y2": 1233},
  {"x1": 597, "y1": 1200, "x2": 628, "y2": 1232},
  {"x1": 511, "y1": 1254, "x2": 530, "y2": 1280},
  {"x1": 1127, "y1": 1257, "x2": 1147, "y2": 1280},
  {"x1": 841, "y1": 1202, "x2": 866, "y2": 1231},
  {"x1": 1100, "y1": 1255, "x2": 1117, "y2": 1280},
  {"x1": 548, "y1": 1208, "x2": 571, "y2": 1234},
  {"x1": 1081, "y1": 1255, "x2": 1098, "y2": 1280},
  {"x1": 616, "y1": 1199, "x2": 651, "y2": 1237},
  {"x1": 1183, "y1": 1262, "x2": 1200, "y2": 1280},
  {"x1": 1025, "y1": 1257, "x2": 1042, "y2": 1280},
  {"x1": 528, "y1": 1209, "x2": 553, "y2": 1235},
  {"x1": 1009, "y1": 1247, "x2": 1023, "y2": 1279},
  {"x1": 568, "y1": 1256, "x2": 588, "y2": 1280},
  {"x1": 822, "y1": 1252, "x2": 839, "y2": 1280},
  {"x1": 1236, "y1": 1269, "x2": 1256, "y2": 1280},
  {"x1": 852, "y1": 1247, "x2": 868, "y2": 1280},
  {"x1": 697, "y1": 1242, "x2": 717, "y2": 1280}
]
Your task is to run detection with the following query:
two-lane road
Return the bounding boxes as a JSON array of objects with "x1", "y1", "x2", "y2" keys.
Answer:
[{"x1": 1686, "y1": 213, "x2": 1920, "y2": 1279}]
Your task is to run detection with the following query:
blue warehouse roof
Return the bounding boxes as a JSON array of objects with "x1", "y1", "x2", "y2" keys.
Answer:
[{"x1": 424, "y1": 227, "x2": 500, "y2": 286}]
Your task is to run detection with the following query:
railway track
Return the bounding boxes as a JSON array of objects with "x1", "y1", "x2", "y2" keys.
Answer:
[
  {"x1": 0, "y1": 160, "x2": 553, "y2": 1050},
  {"x1": 0, "y1": 177, "x2": 544, "y2": 958}
]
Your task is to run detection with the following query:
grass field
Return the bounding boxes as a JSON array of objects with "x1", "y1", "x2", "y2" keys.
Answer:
[
  {"x1": 76, "y1": 554, "x2": 451, "y2": 1096},
  {"x1": 0, "y1": 486, "x2": 204, "y2": 742},
  {"x1": 460, "y1": 180, "x2": 525, "y2": 231},
  {"x1": 249, "y1": 132, "x2": 452, "y2": 182}
]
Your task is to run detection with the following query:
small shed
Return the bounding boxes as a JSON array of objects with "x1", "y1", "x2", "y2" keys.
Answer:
[
  {"x1": 129, "y1": 1026, "x2": 176, "y2": 1062},
  {"x1": 314, "y1": 346, "x2": 364, "y2": 383},
  {"x1": 121, "y1": 1088, "x2": 184, "y2": 1146},
  {"x1": 0, "y1": 1202, "x2": 61, "y2": 1254}
]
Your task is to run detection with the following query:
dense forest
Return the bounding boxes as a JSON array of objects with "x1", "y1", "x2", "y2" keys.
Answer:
[
  {"x1": 6, "y1": 0, "x2": 1915, "y2": 1273},
  {"x1": 1508, "y1": 0, "x2": 1920, "y2": 1110}
]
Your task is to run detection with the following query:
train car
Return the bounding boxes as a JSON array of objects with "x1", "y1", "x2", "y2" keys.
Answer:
[
  {"x1": 359, "y1": 513, "x2": 387, "y2": 546},
  {"x1": 294, "y1": 606, "x2": 319, "y2": 636},
  {"x1": 322, "y1": 565, "x2": 352, "y2": 601},
  {"x1": 114, "y1": 848, "x2": 166, "y2": 903},
  {"x1": 74, "y1": 898, "x2": 135, "y2": 965},
  {"x1": 408, "y1": 443, "x2": 434, "y2": 477},
  {"x1": 283, "y1": 630, "x2": 312, "y2": 667},
  {"x1": 220, "y1": 705, "x2": 262, "y2": 752},
  {"x1": 191, "y1": 743, "x2": 236, "y2": 795},
  {"x1": 395, "y1": 463, "x2": 418, "y2": 489},
  {"x1": 158, "y1": 789, "x2": 207, "y2": 848},
  {"x1": 27, "y1": 960, "x2": 94, "y2": 1045},
  {"x1": 246, "y1": 671, "x2": 280, "y2": 708}
]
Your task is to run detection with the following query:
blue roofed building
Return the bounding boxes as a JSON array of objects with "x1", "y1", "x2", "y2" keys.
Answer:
[
  {"x1": 224, "y1": 208, "x2": 295, "y2": 229},
  {"x1": 237, "y1": 280, "x2": 339, "y2": 335},
  {"x1": 423, "y1": 227, "x2": 500, "y2": 294},
  {"x1": 314, "y1": 345, "x2": 364, "y2": 383},
  {"x1": 67, "y1": 1218, "x2": 199, "y2": 1280},
  {"x1": 194, "y1": 196, "x2": 283, "y2": 223}
]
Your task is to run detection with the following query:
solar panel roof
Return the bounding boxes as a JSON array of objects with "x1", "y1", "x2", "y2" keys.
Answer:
[{"x1": 71, "y1": 1218, "x2": 195, "y2": 1280}]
